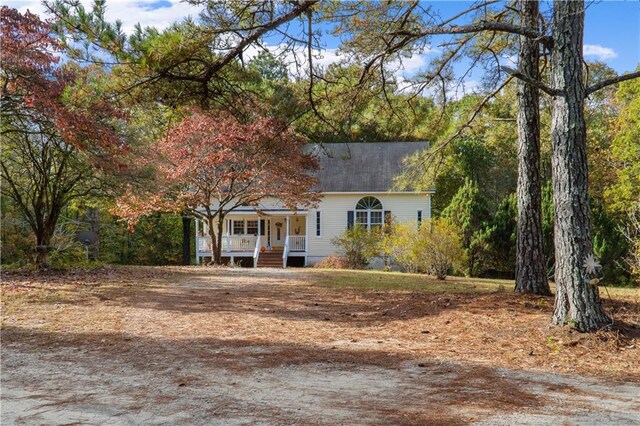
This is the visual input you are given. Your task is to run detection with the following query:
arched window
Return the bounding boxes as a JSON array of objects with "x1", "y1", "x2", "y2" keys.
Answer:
[{"x1": 355, "y1": 196, "x2": 383, "y2": 230}]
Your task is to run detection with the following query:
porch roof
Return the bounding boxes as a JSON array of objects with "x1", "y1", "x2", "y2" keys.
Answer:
[{"x1": 227, "y1": 209, "x2": 308, "y2": 215}]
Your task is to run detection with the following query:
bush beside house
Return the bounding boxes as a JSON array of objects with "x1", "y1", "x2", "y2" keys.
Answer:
[{"x1": 329, "y1": 219, "x2": 465, "y2": 279}]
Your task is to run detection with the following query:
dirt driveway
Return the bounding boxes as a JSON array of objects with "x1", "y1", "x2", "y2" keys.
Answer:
[{"x1": 2, "y1": 268, "x2": 639, "y2": 425}]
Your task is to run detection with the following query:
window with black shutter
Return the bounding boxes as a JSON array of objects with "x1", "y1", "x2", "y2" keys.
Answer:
[{"x1": 316, "y1": 211, "x2": 321, "y2": 237}]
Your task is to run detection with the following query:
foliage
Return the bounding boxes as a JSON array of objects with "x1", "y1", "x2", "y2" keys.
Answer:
[
  {"x1": 49, "y1": 0, "x2": 316, "y2": 113},
  {"x1": 482, "y1": 194, "x2": 517, "y2": 274},
  {"x1": 591, "y1": 201, "x2": 629, "y2": 284},
  {"x1": 0, "y1": 197, "x2": 33, "y2": 266},
  {"x1": 249, "y1": 50, "x2": 289, "y2": 82},
  {"x1": 113, "y1": 108, "x2": 319, "y2": 264},
  {"x1": 331, "y1": 225, "x2": 380, "y2": 269},
  {"x1": 389, "y1": 220, "x2": 466, "y2": 279},
  {"x1": 386, "y1": 222, "x2": 420, "y2": 273},
  {"x1": 441, "y1": 178, "x2": 490, "y2": 276},
  {"x1": 376, "y1": 214, "x2": 397, "y2": 271},
  {"x1": 398, "y1": 87, "x2": 520, "y2": 216},
  {"x1": 294, "y1": 64, "x2": 442, "y2": 143},
  {"x1": 586, "y1": 62, "x2": 620, "y2": 203},
  {"x1": 0, "y1": 7, "x2": 124, "y2": 268},
  {"x1": 99, "y1": 212, "x2": 184, "y2": 265},
  {"x1": 604, "y1": 76, "x2": 640, "y2": 216},
  {"x1": 620, "y1": 200, "x2": 640, "y2": 285}
]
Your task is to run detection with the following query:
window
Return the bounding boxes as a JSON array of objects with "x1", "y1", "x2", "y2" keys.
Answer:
[
  {"x1": 417, "y1": 210, "x2": 423, "y2": 226},
  {"x1": 232, "y1": 220, "x2": 244, "y2": 235},
  {"x1": 356, "y1": 211, "x2": 368, "y2": 225},
  {"x1": 356, "y1": 196, "x2": 383, "y2": 210},
  {"x1": 370, "y1": 211, "x2": 383, "y2": 229},
  {"x1": 246, "y1": 220, "x2": 258, "y2": 235},
  {"x1": 316, "y1": 211, "x2": 321, "y2": 237},
  {"x1": 355, "y1": 196, "x2": 383, "y2": 231}
]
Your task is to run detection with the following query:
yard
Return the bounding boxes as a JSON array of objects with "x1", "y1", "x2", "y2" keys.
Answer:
[{"x1": 2, "y1": 267, "x2": 639, "y2": 425}]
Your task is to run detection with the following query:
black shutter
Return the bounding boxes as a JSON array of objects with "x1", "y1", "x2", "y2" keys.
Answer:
[
  {"x1": 347, "y1": 211, "x2": 354, "y2": 229},
  {"x1": 260, "y1": 219, "x2": 266, "y2": 236},
  {"x1": 384, "y1": 210, "x2": 391, "y2": 224}
]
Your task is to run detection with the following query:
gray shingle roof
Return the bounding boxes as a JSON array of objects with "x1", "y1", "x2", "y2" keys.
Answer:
[{"x1": 310, "y1": 142, "x2": 430, "y2": 193}]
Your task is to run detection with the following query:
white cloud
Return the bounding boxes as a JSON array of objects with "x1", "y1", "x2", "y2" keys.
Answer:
[
  {"x1": 386, "y1": 48, "x2": 438, "y2": 77},
  {"x1": 4, "y1": 0, "x2": 201, "y2": 34},
  {"x1": 500, "y1": 54, "x2": 518, "y2": 67},
  {"x1": 584, "y1": 44, "x2": 618, "y2": 61}
]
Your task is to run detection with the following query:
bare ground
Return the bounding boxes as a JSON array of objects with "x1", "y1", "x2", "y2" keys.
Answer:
[{"x1": 2, "y1": 267, "x2": 639, "y2": 425}]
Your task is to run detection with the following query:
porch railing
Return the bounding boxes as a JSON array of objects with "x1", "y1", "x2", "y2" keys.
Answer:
[
  {"x1": 198, "y1": 236, "x2": 212, "y2": 253},
  {"x1": 224, "y1": 235, "x2": 258, "y2": 252},
  {"x1": 197, "y1": 235, "x2": 258, "y2": 253},
  {"x1": 289, "y1": 236, "x2": 306, "y2": 252}
]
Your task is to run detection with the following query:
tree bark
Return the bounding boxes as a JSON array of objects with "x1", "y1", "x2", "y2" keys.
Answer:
[
  {"x1": 34, "y1": 225, "x2": 55, "y2": 269},
  {"x1": 206, "y1": 216, "x2": 220, "y2": 265},
  {"x1": 515, "y1": 0, "x2": 551, "y2": 295},
  {"x1": 550, "y1": 0, "x2": 610, "y2": 331},
  {"x1": 216, "y1": 216, "x2": 224, "y2": 265}
]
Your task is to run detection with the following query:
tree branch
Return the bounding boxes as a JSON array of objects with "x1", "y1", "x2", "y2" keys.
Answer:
[
  {"x1": 393, "y1": 20, "x2": 552, "y2": 50},
  {"x1": 500, "y1": 66, "x2": 561, "y2": 96},
  {"x1": 206, "y1": 0, "x2": 318, "y2": 77},
  {"x1": 585, "y1": 71, "x2": 640, "y2": 96}
]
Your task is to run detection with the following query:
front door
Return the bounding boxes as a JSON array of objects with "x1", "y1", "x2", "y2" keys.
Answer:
[{"x1": 271, "y1": 217, "x2": 285, "y2": 249}]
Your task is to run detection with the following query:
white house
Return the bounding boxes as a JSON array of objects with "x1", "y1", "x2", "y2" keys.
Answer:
[{"x1": 195, "y1": 142, "x2": 434, "y2": 267}]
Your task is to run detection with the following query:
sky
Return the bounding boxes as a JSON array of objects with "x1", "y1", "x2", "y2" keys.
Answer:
[{"x1": 4, "y1": 0, "x2": 639, "y2": 77}]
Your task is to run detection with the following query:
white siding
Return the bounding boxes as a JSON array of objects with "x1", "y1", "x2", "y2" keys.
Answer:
[
  {"x1": 306, "y1": 193, "x2": 432, "y2": 261},
  {"x1": 196, "y1": 193, "x2": 432, "y2": 265}
]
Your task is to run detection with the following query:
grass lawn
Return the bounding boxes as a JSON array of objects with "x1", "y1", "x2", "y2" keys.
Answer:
[
  {"x1": 309, "y1": 268, "x2": 639, "y2": 298},
  {"x1": 1, "y1": 266, "x2": 639, "y2": 424}
]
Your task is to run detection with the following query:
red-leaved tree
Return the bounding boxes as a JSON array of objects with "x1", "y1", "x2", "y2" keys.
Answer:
[
  {"x1": 1, "y1": 7, "x2": 123, "y2": 158},
  {"x1": 1, "y1": 7, "x2": 125, "y2": 267},
  {"x1": 114, "y1": 109, "x2": 319, "y2": 264}
]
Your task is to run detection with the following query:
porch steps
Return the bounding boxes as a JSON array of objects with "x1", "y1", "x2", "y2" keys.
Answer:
[{"x1": 257, "y1": 252, "x2": 284, "y2": 268}]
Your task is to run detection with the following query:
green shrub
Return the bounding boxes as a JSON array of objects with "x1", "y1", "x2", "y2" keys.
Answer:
[
  {"x1": 331, "y1": 225, "x2": 380, "y2": 269},
  {"x1": 1, "y1": 198, "x2": 33, "y2": 265},
  {"x1": 391, "y1": 219, "x2": 466, "y2": 280}
]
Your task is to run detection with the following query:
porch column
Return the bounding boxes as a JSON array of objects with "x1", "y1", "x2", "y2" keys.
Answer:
[
  {"x1": 225, "y1": 218, "x2": 231, "y2": 252},
  {"x1": 284, "y1": 216, "x2": 290, "y2": 269},
  {"x1": 304, "y1": 214, "x2": 308, "y2": 252},
  {"x1": 195, "y1": 218, "x2": 200, "y2": 265},
  {"x1": 285, "y1": 216, "x2": 290, "y2": 239}
]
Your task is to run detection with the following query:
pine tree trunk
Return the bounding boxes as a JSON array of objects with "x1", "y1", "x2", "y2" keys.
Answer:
[
  {"x1": 515, "y1": 0, "x2": 550, "y2": 295},
  {"x1": 550, "y1": 0, "x2": 610, "y2": 331}
]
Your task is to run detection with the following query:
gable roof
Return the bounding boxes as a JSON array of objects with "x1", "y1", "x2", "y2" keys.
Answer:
[{"x1": 310, "y1": 142, "x2": 431, "y2": 193}]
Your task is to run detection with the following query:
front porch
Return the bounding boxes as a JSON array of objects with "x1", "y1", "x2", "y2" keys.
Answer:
[{"x1": 195, "y1": 212, "x2": 307, "y2": 267}]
